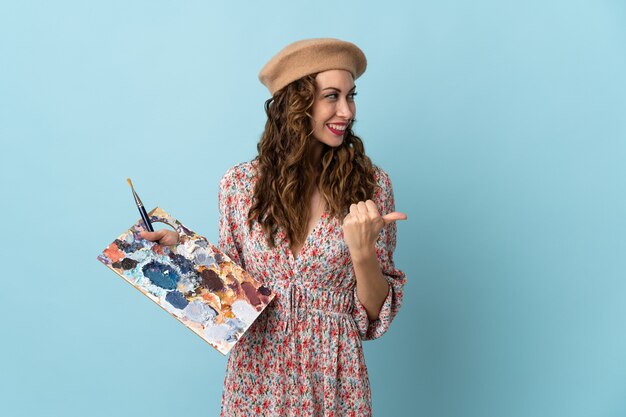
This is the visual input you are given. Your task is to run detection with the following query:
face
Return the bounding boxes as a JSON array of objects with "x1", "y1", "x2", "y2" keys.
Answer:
[{"x1": 311, "y1": 69, "x2": 357, "y2": 148}]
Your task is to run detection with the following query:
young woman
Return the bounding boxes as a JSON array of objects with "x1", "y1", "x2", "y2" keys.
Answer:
[{"x1": 142, "y1": 38, "x2": 407, "y2": 417}]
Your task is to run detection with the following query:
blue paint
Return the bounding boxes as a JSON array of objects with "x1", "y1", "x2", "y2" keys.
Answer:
[
  {"x1": 165, "y1": 290, "x2": 189, "y2": 309},
  {"x1": 115, "y1": 238, "x2": 144, "y2": 253},
  {"x1": 194, "y1": 249, "x2": 215, "y2": 267},
  {"x1": 142, "y1": 261, "x2": 179, "y2": 290},
  {"x1": 169, "y1": 253, "x2": 195, "y2": 274}
]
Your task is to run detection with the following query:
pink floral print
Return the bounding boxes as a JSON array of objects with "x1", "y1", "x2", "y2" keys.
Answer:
[{"x1": 218, "y1": 160, "x2": 406, "y2": 417}]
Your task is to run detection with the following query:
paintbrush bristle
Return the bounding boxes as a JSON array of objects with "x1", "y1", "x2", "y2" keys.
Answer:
[{"x1": 127, "y1": 178, "x2": 134, "y2": 189}]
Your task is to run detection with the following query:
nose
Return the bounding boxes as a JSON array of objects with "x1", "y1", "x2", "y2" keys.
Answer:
[{"x1": 336, "y1": 97, "x2": 354, "y2": 121}]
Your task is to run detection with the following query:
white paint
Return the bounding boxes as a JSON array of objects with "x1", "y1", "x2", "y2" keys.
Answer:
[{"x1": 231, "y1": 300, "x2": 258, "y2": 325}]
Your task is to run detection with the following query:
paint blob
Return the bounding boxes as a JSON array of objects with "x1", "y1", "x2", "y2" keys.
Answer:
[
  {"x1": 142, "y1": 261, "x2": 180, "y2": 290},
  {"x1": 165, "y1": 290, "x2": 189, "y2": 309},
  {"x1": 201, "y1": 269, "x2": 224, "y2": 292}
]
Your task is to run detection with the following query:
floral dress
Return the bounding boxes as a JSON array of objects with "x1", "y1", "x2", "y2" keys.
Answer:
[{"x1": 218, "y1": 160, "x2": 406, "y2": 417}]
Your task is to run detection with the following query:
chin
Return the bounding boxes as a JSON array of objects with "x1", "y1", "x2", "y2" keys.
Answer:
[
  {"x1": 312, "y1": 133, "x2": 346, "y2": 151},
  {"x1": 320, "y1": 136, "x2": 344, "y2": 148}
]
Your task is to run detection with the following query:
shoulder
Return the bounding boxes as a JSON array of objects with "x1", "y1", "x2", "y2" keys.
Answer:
[
  {"x1": 219, "y1": 160, "x2": 259, "y2": 193},
  {"x1": 372, "y1": 164, "x2": 393, "y2": 190}
]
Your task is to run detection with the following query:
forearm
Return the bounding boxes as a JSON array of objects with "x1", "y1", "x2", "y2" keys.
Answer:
[{"x1": 351, "y1": 246, "x2": 390, "y2": 321}]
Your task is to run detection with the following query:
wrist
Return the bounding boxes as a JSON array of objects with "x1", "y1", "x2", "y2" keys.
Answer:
[{"x1": 350, "y1": 245, "x2": 377, "y2": 265}]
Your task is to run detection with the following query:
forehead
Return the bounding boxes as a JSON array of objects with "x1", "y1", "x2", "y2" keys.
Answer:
[{"x1": 314, "y1": 69, "x2": 355, "y2": 89}]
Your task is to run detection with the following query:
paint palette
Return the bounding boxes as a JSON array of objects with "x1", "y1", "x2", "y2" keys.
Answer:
[{"x1": 97, "y1": 207, "x2": 274, "y2": 355}]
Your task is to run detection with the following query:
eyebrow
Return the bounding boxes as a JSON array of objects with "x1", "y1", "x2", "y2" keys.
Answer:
[{"x1": 322, "y1": 85, "x2": 357, "y2": 92}]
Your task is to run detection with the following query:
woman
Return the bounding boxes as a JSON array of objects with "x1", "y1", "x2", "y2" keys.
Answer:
[{"x1": 142, "y1": 38, "x2": 407, "y2": 416}]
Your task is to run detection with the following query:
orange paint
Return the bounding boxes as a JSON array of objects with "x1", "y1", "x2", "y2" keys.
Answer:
[{"x1": 103, "y1": 243, "x2": 125, "y2": 262}]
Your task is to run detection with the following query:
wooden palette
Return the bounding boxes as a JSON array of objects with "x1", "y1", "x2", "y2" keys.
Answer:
[{"x1": 97, "y1": 207, "x2": 274, "y2": 355}]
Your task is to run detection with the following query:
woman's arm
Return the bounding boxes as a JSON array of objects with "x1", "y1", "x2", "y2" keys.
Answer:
[
  {"x1": 347, "y1": 167, "x2": 407, "y2": 340},
  {"x1": 351, "y1": 247, "x2": 390, "y2": 320}
]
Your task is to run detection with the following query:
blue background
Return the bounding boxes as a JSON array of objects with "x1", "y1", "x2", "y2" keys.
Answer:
[{"x1": 1, "y1": 1, "x2": 625, "y2": 416}]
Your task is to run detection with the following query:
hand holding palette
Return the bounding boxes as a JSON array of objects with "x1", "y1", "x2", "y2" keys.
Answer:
[{"x1": 97, "y1": 207, "x2": 274, "y2": 355}]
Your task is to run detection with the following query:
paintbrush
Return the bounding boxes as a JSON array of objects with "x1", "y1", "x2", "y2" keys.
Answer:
[{"x1": 127, "y1": 178, "x2": 154, "y2": 232}]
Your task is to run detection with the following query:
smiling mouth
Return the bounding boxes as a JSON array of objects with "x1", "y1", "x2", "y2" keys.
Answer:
[{"x1": 327, "y1": 124, "x2": 347, "y2": 135}]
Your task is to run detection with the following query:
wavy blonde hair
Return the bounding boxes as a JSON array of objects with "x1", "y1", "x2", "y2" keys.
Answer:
[{"x1": 248, "y1": 73, "x2": 377, "y2": 248}]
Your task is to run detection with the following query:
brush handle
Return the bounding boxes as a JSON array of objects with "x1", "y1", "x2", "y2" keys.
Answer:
[{"x1": 138, "y1": 205, "x2": 154, "y2": 232}]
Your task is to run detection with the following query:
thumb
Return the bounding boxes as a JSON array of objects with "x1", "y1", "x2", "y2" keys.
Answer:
[
  {"x1": 382, "y1": 211, "x2": 408, "y2": 225},
  {"x1": 140, "y1": 229, "x2": 167, "y2": 242}
]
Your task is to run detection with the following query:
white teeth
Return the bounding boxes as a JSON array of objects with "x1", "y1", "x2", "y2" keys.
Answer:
[{"x1": 328, "y1": 124, "x2": 346, "y2": 131}]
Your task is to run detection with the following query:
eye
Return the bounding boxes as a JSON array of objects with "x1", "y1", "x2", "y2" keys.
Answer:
[{"x1": 324, "y1": 92, "x2": 358, "y2": 100}]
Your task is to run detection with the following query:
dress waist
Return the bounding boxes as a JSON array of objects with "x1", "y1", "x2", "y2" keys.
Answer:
[
  {"x1": 271, "y1": 285, "x2": 354, "y2": 333},
  {"x1": 275, "y1": 284, "x2": 354, "y2": 315}
]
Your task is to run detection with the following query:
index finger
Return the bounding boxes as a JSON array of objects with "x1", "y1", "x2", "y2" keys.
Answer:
[{"x1": 365, "y1": 199, "x2": 380, "y2": 216}]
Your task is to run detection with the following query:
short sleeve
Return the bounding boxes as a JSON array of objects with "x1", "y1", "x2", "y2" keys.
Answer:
[
  {"x1": 352, "y1": 168, "x2": 406, "y2": 340},
  {"x1": 218, "y1": 168, "x2": 245, "y2": 268}
]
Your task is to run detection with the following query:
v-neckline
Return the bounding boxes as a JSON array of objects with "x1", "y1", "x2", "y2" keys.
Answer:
[{"x1": 287, "y1": 209, "x2": 328, "y2": 262}]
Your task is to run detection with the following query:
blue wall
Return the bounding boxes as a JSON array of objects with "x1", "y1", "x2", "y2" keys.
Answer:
[{"x1": 1, "y1": 1, "x2": 625, "y2": 416}]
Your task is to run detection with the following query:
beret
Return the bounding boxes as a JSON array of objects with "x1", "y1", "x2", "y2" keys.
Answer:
[{"x1": 259, "y1": 38, "x2": 367, "y2": 96}]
